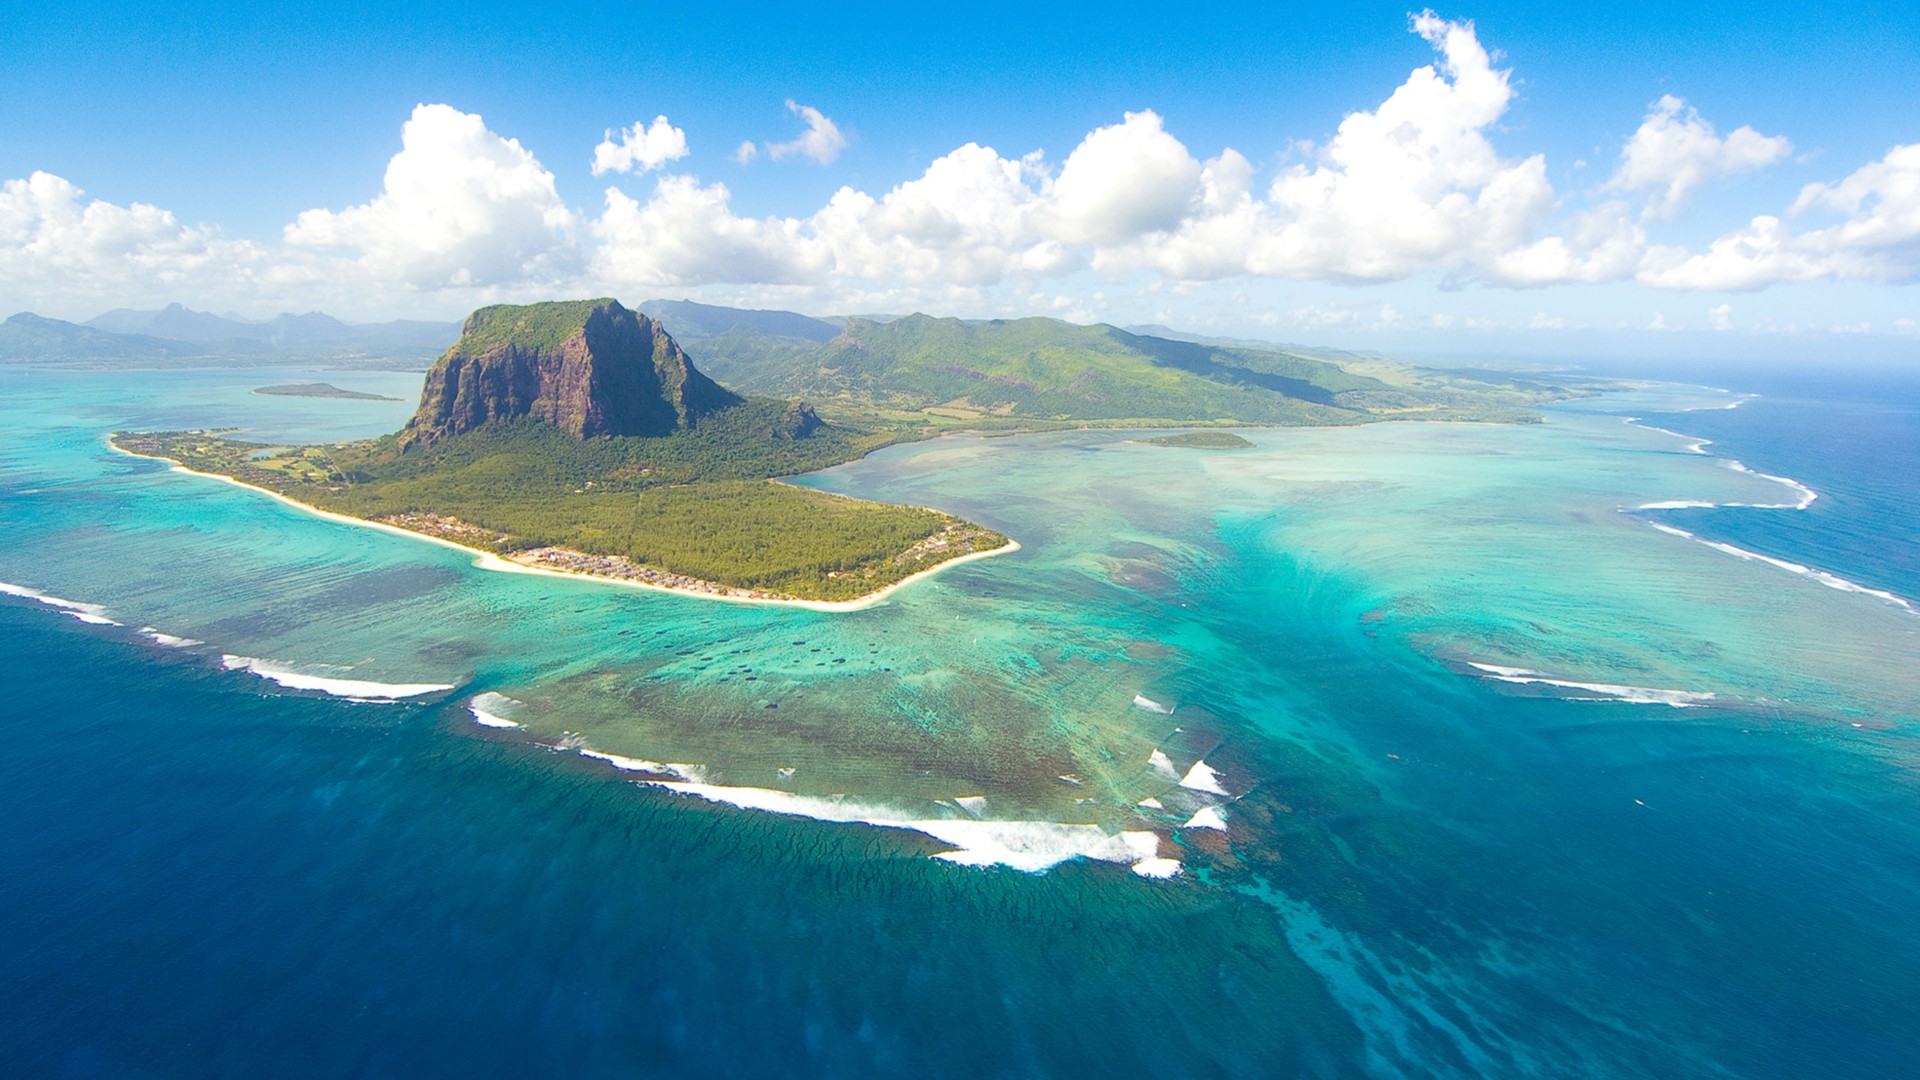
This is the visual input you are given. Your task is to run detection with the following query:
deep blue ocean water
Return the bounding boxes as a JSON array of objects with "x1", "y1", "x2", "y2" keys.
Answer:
[
  {"x1": 3, "y1": 363, "x2": 1919, "y2": 1078},
  {"x1": 1635, "y1": 367, "x2": 1920, "y2": 604}
]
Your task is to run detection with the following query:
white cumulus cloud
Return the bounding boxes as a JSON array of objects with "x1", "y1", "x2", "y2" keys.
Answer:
[
  {"x1": 1245, "y1": 12, "x2": 1554, "y2": 283},
  {"x1": 284, "y1": 103, "x2": 580, "y2": 289},
  {"x1": 767, "y1": 100, "x2": 848, "y2": 165},
  {"x1": 1641, "y1": 143, "x2": 1920, "y2": 289},
  {"x1": 7, "y1": 17, "x2": 1913, "y2": 326},
  {"x1": 0, "y1": 171, "x2": 276, "y2": 313},
  {"x1": 1043, "y1": 110, "x2": 1202, "y2": 245},
  {"x1": 1607, "y1": 95, "x2": 1791, "y2": 220},
  {"x1": 591, "y1": 115, "x2": 690, "y2": 176},
  {"x1": 592, "y1": 175, "x2": 819, "y2": 286}
]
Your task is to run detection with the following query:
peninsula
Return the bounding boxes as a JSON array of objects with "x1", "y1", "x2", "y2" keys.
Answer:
[
  {"x1": 114, "y1": 299, "x2": 1009, "y2": 605},
  {"x1": 253, "y1": 383, "x2": 399, "y2": 400}
]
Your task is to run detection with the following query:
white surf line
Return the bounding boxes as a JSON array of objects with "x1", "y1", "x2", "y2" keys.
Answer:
[
  {"x1": 220, "y1": 655, "x2": 455, "y2": 699},
  {"x1": 1465, "y1": 662, "x2": 1716, "y2": 707},
  {"x1": 109, "y1": 439, "x2": 1019, "y2": 613},
  {"x1": 1645, "y1": 522, "x2": 1916, "y2": 613},
  {"x1": 1682, "y1": 394, "x2": 1753, "y2": 411},
  {"x1": 0, "y1": 580, "x2": 122, "y2": 626},
  {"x1": 467, "y1": 691, "x2": 523, "y2": 728},
  {"x1": 571, "y1": 745, "x2": 1182, "y2": 878},
  {"x1": 576, "y1": 748, "x2": 706, "y2": 782},
  {"x1": 1622, "y1": 416, "x2": 1712, "y2": 454},
  {"x1": 646, "y1": 778, "x2": 1180, "y2": 878},
  {"x1": 1621, "y1": 415, "x2": 1819, "y2": 510},
  {"x1": 1614, "y1": 417, "x2": 1904, "y2": 613},
  {"x1": 1722, "y1": 461, "x2": 1818, "y2": 510}
]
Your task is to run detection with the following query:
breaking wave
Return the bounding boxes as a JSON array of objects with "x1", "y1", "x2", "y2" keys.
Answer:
[
  {"x1": 1466, "y1": 661, "x2": 1716, "y2": 707},
  {"x1": 220, "y1": 655, "x2": 455, "y2": 700}
]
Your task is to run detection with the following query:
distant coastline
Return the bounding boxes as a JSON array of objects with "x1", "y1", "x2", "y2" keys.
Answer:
[
  {"x1": 252, "y1": 383, "x2": 400, "y2": 401},
  {"x1": 108, "y1": 439, "x2": 1018, "y2": 611}
]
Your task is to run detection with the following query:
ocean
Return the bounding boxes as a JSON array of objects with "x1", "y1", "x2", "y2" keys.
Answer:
[{"x1": 1, "y1": 363, "x2": 1916, "y2": 1078}]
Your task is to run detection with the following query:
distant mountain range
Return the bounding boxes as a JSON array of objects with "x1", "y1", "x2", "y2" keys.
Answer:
[
  {"x1": 88, "y1": 303, "x2": 458, "y2": 349},
  {"x1": 636, "y1": 299, "x2": 841, "y2": 344},
  {"x1": 0, "y1": 304, "x2": 461, "y2": 365}
]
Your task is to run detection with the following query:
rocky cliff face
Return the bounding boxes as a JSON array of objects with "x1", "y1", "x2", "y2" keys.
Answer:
[{"x1": 399, "y1": 299, "x2": 742, "y2": 448}]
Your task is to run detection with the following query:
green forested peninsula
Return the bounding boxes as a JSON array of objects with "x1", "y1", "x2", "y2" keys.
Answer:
[
  {"x1": 115, "y1": 300, "x2": 1006, "y2": 604},
  {"x1": 111, "y1": 298, "x2": 1592, "y2": 603}
]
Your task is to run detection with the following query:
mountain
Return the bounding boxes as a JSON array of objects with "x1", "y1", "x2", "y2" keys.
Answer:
[
  {"x1": 1122, "y1": 324, "x2": 1378, "y2": 365},
  {"x1": 86, "y1": 302, "x2": 260, "y2": 342},
  {"x1": 81, "y1": 303, "x2": 459, "y2": 355},
  {"x1": 0, "y1": 312, "x2": 222, "y2": 361},
  {"x1": 114, "y1": 298, "x2": 991, "y2": 603},
  {"x1": 683, "y1": 312, "x2": 1393, "y2": 424},
  {"x1": 399, "y1": 299, "x2": 745, "y2": 449},
  {"x1": 637, "y1": 299, "x2": 841, "y2": 343}
]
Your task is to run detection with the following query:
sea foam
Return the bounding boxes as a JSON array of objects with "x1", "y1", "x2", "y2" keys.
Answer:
[
  {"x1": 632, "y1": 778, "x2": 1175, "y2": 876},
  {"x1": 1466, "y1": 661, "x2": 1716, "y2": 707},
  {"x1": 0, "y1": 580, "x2": 121, "y2": 626},
  {"x1": 468, "y1": 691, "x2": 523, "y2": 728},
  {"x1": 1182, "y1": 806, "x2": 1228, "y2": 831},
  {"x1": 1646, "y1": 523, "x2": 1915, "y2": 612},
  {"x1": 1622, "y1": 417, "x2": 1818, "y2": 510},
  {"x1": 577, "y1": 748, "x2": 705, "y2": 781},
  {"x1": 1724, "y1": 461, "x2": 1819, "y2": 510},
  {"x1": 1625, "y1": 417, "x2": 1712, "y2": 454},
  {"x1": 220, "y1": 655, "x2": 454, "y2": 700},
  {"x1": 1179, "y1": 759, "x2": 1229, "y2": 796}
]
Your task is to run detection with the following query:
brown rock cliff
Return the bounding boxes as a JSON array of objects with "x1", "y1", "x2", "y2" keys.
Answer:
[{"x1": 399, "y1": 299, "x2": 742, "y2": 448}]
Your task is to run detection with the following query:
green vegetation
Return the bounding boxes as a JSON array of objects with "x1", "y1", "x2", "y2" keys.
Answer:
[
  {"x1": 1138, "y1": 431, "x2": 1256, "y2": 449},
  {"x1": 452, "y1": 299, "x2": 617, "y2": 354},
  {"x1": 682, "y1": 313, "x2": 1582, "y2": 426},
  {"x1": 112, "y1": 416, "x2": 1004, "y2": 603},
  {"x1": 106, "y1": 299, "x2": 1596, "y2": 603},
  {"x1": 253, "y1": 383, "x2": 398, "y2": 400}
]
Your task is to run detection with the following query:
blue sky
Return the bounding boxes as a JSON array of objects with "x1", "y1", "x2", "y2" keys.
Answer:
[{"x1": 4, "y1": 1, "x2": 1918, "y2": 359}]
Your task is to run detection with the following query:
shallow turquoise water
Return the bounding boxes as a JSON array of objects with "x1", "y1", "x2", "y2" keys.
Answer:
[{"x1": 2, "y1": 364, "x2": 1917, "y2": 1077}]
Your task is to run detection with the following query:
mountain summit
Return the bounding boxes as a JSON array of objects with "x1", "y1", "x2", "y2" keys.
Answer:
[{"x1": 400, "y1": 298, "x2": 741, "y2": 448}]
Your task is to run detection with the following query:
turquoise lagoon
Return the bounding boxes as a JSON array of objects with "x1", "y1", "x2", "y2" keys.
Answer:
[{"x1": 2, "y1": 364, "x2": 1917, "y2": 1077}]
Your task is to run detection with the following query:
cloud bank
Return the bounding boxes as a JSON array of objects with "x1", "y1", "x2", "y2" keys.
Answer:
[{"x1": 3, "y1": 13, "x2": 1913, "y2": 323}]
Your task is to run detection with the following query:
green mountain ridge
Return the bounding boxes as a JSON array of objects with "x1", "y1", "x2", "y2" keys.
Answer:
[
  {"x1": 638, "y1": 298, "x2": 841, "y2": 343},
  {"x1": 683, "y1": 312, "x2": 1388, "y2": 424}
]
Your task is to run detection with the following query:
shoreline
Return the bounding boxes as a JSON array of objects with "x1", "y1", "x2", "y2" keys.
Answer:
[{"x1": 107, "y1": 441, "x2": 1020, "y2": 612}]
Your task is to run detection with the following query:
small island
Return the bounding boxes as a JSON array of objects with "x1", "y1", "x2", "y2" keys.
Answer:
[
  {"x1": 1137, "y1": 431, "x2": 1256, "y2": 449},
  {"x1": 253, "y1": 383, "x2": 400, "y2": 401},
  {"x1": 117, "y1": 300, "x2": 1010, "y2": 606}
]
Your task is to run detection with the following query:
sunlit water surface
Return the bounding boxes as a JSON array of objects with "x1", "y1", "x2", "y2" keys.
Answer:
[{"x1": 2, "y1": 365, "x2": 1916, "y2": 1078}]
